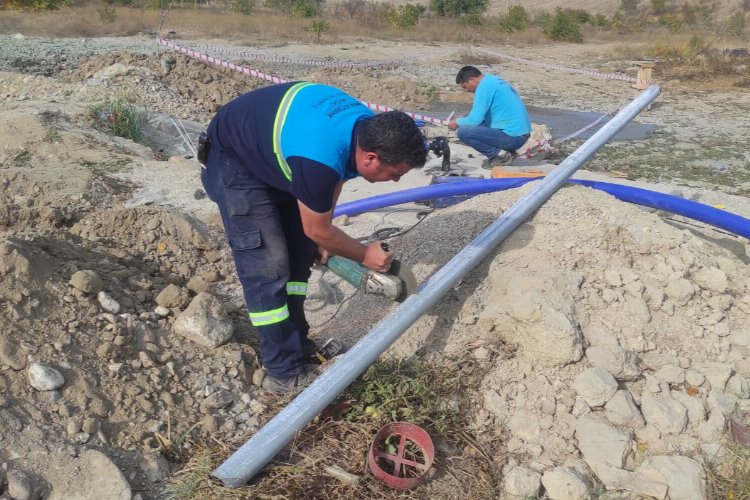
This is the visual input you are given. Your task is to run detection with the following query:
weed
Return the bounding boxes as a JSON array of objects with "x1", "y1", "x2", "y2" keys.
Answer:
[
  {"x1": 80, "y1": 158, "x2": 131, "y2": 174},
  {"x1": 304, "y1": 18, "x2": 330, "y2": 42},
  {"x1": 386, "y1": 3, "x2": 424, "y2": 29},
  {"x1": 12, "y1": 149, "x2": 31, "y2": 167},
  {"x1": 498, "y1": 5, "x2": 528, "y2": 33},
  {"x1": 43, "y1": 128, "x2": 61, "y2": 143},
  {"x1": 540, "y1": 8, "x2": 584, "y2": 42},
  {"x1": 706, "y1": 442, "x2": 750, "y2": 499},
  {"x1": 231, "y1": 0, "x2": 255, "y2": 15},
  {"x1": 343, "y1": 359, "x2": 463, "y2": 438},
  {"x1": 89, "y1": 98, "x2": 142, "y2": 143}
]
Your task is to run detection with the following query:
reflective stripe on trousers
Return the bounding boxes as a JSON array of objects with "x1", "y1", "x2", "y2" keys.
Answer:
[{"x1": 200, "y1": 146, "x2": 318, "y2": 378}]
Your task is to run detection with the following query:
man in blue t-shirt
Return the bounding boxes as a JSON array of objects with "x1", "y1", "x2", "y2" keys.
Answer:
[
  {"x1": 448, "y1": 66, "x2": 531, "y2": 169},
  {"x1": 200, "y1": 82, "x2": 427, "y2": 394}
]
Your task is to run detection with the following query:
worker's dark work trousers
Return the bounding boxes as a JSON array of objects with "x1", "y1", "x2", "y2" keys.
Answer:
[{"x1": 201, "y1": 147, "x2": 318, "y2": 379}]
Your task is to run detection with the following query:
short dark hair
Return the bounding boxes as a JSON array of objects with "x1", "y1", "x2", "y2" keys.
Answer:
[
  {"x1": 357, "y1": 111, "x2": 427, "y2": 168},
  {"x1": 456, "y1": 66, "x2": 482, "y2": 84}
]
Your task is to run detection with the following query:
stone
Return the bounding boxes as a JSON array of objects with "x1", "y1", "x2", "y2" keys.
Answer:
[
  {"x1": 671, "y1": 390, "x2": 706, "y2": 425},
  {"x1": 654, "y1": 364, "x2": 684, "y2": 384},
  {"x1": 173, "y1": 293, "x2": 234, "y2": 348},
  {"x1": 6, "y1": 469, "x2": 32, "y2": 500},
  {"x1": 698, "y1": 411, "x2": 726, "y2": 442},
  {"x1": 665, "y1": 278, "x2": 695, "y2": 306},
  {"x1": 694, "y1": 361, "x2": 733, "y2": 391},
  {"x1": 508, "y1": 409, "x2": 541, "y2": 443},
  {"x1": 574, "y1": 367, "x2": 618, "y2": 407},
  {"x1": 585, "y1": 345, "x2": 641, "y2": 381},
  {"x1": 692, "y1": 267, "x2": 728, "y2": 293},
  {"x1": 575, "y1": 415, "x2": 633, "y2": 469},
  {"x1": 138, "y1": 454, "x2": 170, "y2": 483},
  {"x1": 541, "y1": 466, "x2": 590, "y2": 500},
  {"x1": 503, "y1": 466, "x2": 541, "y2": 497},
  {"x1": 48, "y1": 449, "x2": 131, "y2": 500},
  {"x1": 605, "y1": 390, "x2": 645, "y2": 429},
  {"x1": 97, "y1": 291, "x2": 121, "y2": 314},
  {"x1": 155, "y1": 284, "x2": 191, "y2": 309},
  {"x1": 640, "y1": 392, "x2": 687, "y2": 434},
  {"x1": 69, "y1": 270, "x2": 103, "y2": 294},
  {"x1": 0, "y1": 335, "x2": 26, "y2": 370},
  {"x1": 186, "y1": 276, "x2": 211, "y2": 294},
  {"x1": 27, "y1": 362, "x2": 65, "y2": 391},
  {"x1": 635, "y1": 455, "x2": 706, "y2": 500}
]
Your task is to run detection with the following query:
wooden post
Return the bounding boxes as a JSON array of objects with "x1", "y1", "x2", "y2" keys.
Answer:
[{"x1": 632, "y1": 61, "x2": 655, "y2": 104}]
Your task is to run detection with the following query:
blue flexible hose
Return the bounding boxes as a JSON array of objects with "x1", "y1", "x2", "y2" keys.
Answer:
[{"x1": 334, "y1": 177, "x2": 750, "y2": 240}]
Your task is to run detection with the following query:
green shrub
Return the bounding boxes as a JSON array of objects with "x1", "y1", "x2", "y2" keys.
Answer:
[
  {"x1": 265, "y1": 0, "x2": 320, "y2": 17},
  {"x1": 687, "y1": 34, "x2": 708, "y2": 56},
  {"x1": 726, "y1": 11, "x2": 746, "y2": 37},
  {"x1": 231, "y1": 0, "x2": 255, "y2": 15},
  {"x1": 386, "y1": 3, "x2": 425, "y2": 29},
  {"x1": 658, "y1": 13, "x2": 683, "y2": 32},
  {"x1": 498, "y1": 5, "x2": 527, "y2": 32},
  {"x1": 620, "y1": 0, "x2": 639, "y2": 14},
  {"x1": 651, "y1": 0, "x2": 668, "y2": 15},
  {"x1": 5, "y1": 0, "x2": 72, "y2": 9},
  {"x1": 90, "y1": 98, "x2": 142, "y2": 142},
  {"x1": 541, "y1": 8, "x2": 583, "y2": 42},
  {"x1": 304, "y1": 18, "x2": 330, "y2": 41},
  {"x1": 591, "y1": 13, "x2": 610, "y2": 29},
  {"x1": 429, "y1": 0, "x2": 488, "y2": 17}
]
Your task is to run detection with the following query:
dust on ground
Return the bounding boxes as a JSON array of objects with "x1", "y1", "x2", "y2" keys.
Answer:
[{"x1": 0, "y1": 32, "x2": 749, "y2": 499}]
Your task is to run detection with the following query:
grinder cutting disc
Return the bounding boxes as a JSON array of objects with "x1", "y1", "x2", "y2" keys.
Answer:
[{"x1": 389, "y1": 259, "x2": 418, "y2": 303}]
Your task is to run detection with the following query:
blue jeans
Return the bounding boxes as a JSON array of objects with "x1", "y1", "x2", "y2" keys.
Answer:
[
  {"x1": 456, "y1": 125, "x2": 529, "y2": 159},
  {"x1": 201, "y1": 147, "x2": 318, "y2": 378}
]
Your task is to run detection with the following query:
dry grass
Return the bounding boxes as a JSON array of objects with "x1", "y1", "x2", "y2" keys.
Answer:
[
  {"x1": 706, "y1": 442, "x2": 750, "y2": 499},
  {"x1": 0, "y1": 4, "x2": 557, "y2": 46},
  {"x1": 165, "y1": 355, "x2": 506, "y2": 499}
]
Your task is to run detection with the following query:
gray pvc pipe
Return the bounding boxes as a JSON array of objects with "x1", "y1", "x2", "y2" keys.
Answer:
[{"x1": 213, "y1": 85, "x2": 661, "y2": 487}]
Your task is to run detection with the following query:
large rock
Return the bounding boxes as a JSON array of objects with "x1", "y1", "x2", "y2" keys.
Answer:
[
  {"x1": 173, "y1": 292, "x2": 234, "y2": 348},
  {"x1": 49, "y1": 449, "x2": 131, "y2": 500},
  {"x1": 575, "y1": 415, "x2": 633, "y2": 469},
  {"x1": 635, "y1": 455, "x2": 706, "y2": 500},
  {"x1": 508, "y1": 409, "x2": 541, "y2": 443},
  {"x1": 155, "y1": 283, "x2": 191, "y2": 309},
  {"x1": 605, "y1": 390, "x2": 645, "y2": 429},
  {"x1": 641, "y1": 392, "x2": 688, "y2": 435},
  {"x1": 574, "y1": 367, "x2": 618, "y2": 407},
  {"x1": 503, "y1": 466, "x2": 541, "y2": 497},
  {"x1": 0, "y1": 335, "x2": 26, "y2": 370},
  {"x1": 586, "y1": 345, "x2": 641, "y2": 381},
  {"x1": 692, "y1": 267, "x2": 728, "y2": 294},
  {"x1": 541, "y1": 466, "x2": 590, "y2": 500},
  {"x1": 27, "y1": 362, "x2": 64, "y2": 391},
  {"x1": 69, "y1": 270, "x2": 103, "y2": 294},
  {"x1": 495, "y1": 279, "x2": 583, "y2": 366}
]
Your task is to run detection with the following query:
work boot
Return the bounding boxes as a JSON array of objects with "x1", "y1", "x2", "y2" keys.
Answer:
[
  {"x1": 481, "y1": 150, "x2": 514, "y2": 170},
  {"x1": 261, "y1": 365, "x2": 319, "y2": 394}
]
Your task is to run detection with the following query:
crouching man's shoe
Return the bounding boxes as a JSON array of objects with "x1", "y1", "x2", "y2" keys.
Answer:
[{"x1": 481, "y1": 150, "x2": 514, "y2": 169}]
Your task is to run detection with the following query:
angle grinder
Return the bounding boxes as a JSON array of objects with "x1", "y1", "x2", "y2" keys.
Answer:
[{"x1": 324, "y1": 243, "x2": 418, "y2": 303}]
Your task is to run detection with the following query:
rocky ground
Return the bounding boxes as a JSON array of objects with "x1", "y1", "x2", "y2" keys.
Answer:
[{"x1": 0, "y1": 31, "x2": 749, "y2": 499}]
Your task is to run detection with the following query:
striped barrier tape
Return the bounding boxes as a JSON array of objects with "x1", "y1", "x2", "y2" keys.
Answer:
[
  {"x1": 156, "y1": 37, "x2": 448, "y2": 126},
  {"x1": 475, "y1": 47, "x2": 637, "y2": 83},
  {"x1": 189, "y1": 41, "x2": 456, "y2": 68}
]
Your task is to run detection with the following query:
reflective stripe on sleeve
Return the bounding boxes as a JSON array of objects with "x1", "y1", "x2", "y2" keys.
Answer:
[
  {"x1": 287, "y1": 281, "x2": 308, "y2": 296},
  {"x1": 248, "y1": 304, "x2": 290, "y2": 326}
]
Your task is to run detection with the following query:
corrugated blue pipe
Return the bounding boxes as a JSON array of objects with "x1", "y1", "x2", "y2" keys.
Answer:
[{"x1": 334, "y1": 178, "x2": 750, "y2": 240}]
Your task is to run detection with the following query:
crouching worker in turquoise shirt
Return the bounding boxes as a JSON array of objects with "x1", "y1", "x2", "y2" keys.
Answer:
[
  {"x1": 200, "y1": 82, "x2": 427, "y2": 394},
  {"x1": 448, "y1": 65, "x2": 532, "y2": 169}
]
